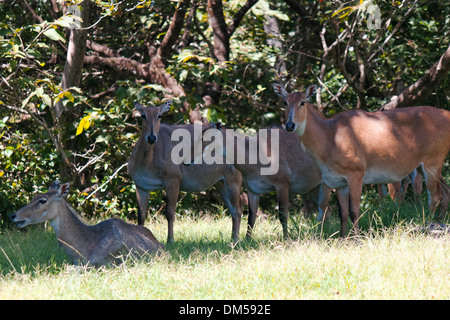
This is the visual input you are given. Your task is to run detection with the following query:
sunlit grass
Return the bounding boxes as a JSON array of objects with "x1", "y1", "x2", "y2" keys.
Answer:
[{"x1": 0, "y1": 196, "x2": 449, "y2": 300}]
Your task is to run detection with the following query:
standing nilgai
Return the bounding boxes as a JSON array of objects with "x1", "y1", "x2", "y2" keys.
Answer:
[
  {"x1": 274, "y1": 83, "x2": 450, "y2": 236},
  {"x1": 10, "y1": 181, "x2": 164, "y2": 266},
  {"x1": 193, "y1": 122, "x2": 332, "y2": 239},
  {"x1": 128, "y1": 100, "x2": 243, "y2": 243}
]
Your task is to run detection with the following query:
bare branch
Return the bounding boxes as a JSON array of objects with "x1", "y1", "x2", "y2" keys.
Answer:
[
  {"x1": 84, "y1": 54, "x2": 185, "y2": 96},
  {"x1": 228, "y1": 0, "x2": 259, "y2": 37},
  {"x1": 382, "y1": 43, "x2": 450, "y2": 110},
  {"x1": 86, "y1": 40, "x2": 120, "y2": 57},
  {"x1": 367, "y1": 0, "x2": 418, "y2": 63},
  {"x1": 157, "y1": 0, "x2": 191, "y2": 61}
]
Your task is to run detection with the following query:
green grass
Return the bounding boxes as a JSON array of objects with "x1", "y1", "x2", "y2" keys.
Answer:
[{"x1": 0, "y1": 196, "x2": 449, "y2": 300}]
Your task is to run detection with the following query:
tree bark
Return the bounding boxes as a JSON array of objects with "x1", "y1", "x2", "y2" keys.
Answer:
[
  {"x1": 207, "y1": 0, "x2": 230, "y2": 63},
  {"x1": 201, "y1": 0, "x2": 229, "y2": 107},
  {"x1": 264, "y1": 7, "x2": 287, "y2": 76},
  {"x1": 55, "y1": 0, "x2": 92, "y2": 119},
  {"x1": 84, "y1": 1, "x2": 190, "y2": 97},
  {"x1": 157, "y1": 0, "x2": 191, "y2": 62},
  {"x1": 202, "y1": 0, "x2": 257, "y2": 107},
  {"x1": 382, "y1": 43, "x2": 450, "y2": 110}
]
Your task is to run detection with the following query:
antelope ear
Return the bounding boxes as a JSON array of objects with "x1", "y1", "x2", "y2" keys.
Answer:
[
  {"x1": 273, "y1": 83, "x2": 288, "y2": 101},
  {"x1": 133, "y1": 102, "x2": 144, "y2": 118},
  {"x1": 58, "y1": 182, "x2": 70, "y2": 198},
  {"x1": 161, "y1": 100, "x2": 172, "y2": 113},
  {"x1": 49, "y1": 180, "x2": 60, "y2": 191},
  {"x1": 215, "y1": 122, "x2": 223, "y2": 130},
  {"x1": 305, "y1": 85, "x2": 317, "y2": 101}
]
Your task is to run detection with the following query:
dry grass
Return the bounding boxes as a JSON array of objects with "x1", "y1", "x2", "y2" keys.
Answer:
[{"x1": 1, "y1": 210, "x2": 448, "y2": 300}]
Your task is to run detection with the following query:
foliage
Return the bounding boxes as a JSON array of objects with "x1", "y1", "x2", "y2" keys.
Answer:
[{"x1": 0, "y1": 0, "x2": 449, "y2": 227}]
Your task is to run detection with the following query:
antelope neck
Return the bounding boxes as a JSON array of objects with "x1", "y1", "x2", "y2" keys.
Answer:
[
  {"x1": 49, "y1": 200, "x2": 92, "y2": 248},
  {"x1": 299, "y1": 105, "x2": 329, "y2": 162}
]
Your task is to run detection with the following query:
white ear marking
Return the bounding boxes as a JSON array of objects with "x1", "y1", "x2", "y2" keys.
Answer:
[
  {"x1": 161, "y1": 100, "x2": 172, "y2": 113},
  {"x1": 273, "y1": 83, "x2": 288, "y2": 101},
  {"x1": 58, "y1": 182, "x2": 70, "y2": 198},
  {"x1": 305, "y1": 85, "x2": 317, "y2": 101},
  {"x1": 133, "y1": 102, "x2": 145, "y2": 118}
]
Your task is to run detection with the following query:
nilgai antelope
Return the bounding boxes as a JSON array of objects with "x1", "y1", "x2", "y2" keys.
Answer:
[
  {"x1": 192, "y1": 123, "x2": 332, "y2": 239},
  {"x1": 9, "y1": 181, "x2": 164, "y2": 266},
  {"x1": 128, "y1": 100, "x2": 243, "y2": 243},
  {"x1": 274, "y1": 83, "x2": 450, "y2": 236}
]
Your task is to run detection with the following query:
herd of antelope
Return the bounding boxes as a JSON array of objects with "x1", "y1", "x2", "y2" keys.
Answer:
[{"x1": 10, "y1": 83, "x2": 450, "y2": 266}]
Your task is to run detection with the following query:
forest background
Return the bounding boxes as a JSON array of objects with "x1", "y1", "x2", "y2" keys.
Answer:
[{"x1": 0, "y1": 0, "x2": 449, "y2": 227}]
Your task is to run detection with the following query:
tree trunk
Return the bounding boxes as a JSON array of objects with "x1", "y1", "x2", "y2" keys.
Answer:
[
  {"x1": 207, "y1": 0, "x2": 230, "y2": 63},
  {"x1": 51, "y1": 0, "x2": 93, "y2": 183},
  {"x1": 202, "y1": 0, "x2": 230, "y2": 107},
  {"x1": 382, "y1": 44, "x2": 450, "y2": 110},
  {"x1": 55, "y1": 0, "x2": 92, "y2": 120},
  {"x1": 264, "y1": 8, "x2": 287, "y2": 76},
  {"x1": 201, "y1": 0, "x2": 258, "y2": 107}
]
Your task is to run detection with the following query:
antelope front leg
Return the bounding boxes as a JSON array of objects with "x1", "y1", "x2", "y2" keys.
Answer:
[
  {"x1": 336, "y1": 187, "x2": 350, "y2": 237},
  {"x1": 215, "y1": 180, "x2": 242, "y2": 242},
  {"x1": 314, "y1": 183, "x2": 333, "y2": 231},
  {"x1": 347, "y1": 175, "x2": 364, "y2": 236},
  {"x1": 277, "y1": 186, "x2": 290, "y2": 239},
  {"x1": 246, "y1": 190, "x2": 260, "y2": 239},
  {"x1": 136, "y1": 186, "x2": 149, "y2": 225},
  {"x1": 164, "y1": 181, "x2": 180, "y2": 243}
]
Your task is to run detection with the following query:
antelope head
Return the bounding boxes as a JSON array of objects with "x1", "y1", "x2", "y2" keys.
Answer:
[
  {"x1": 133, "y1": 100, "x2": 173, "y2": 145},
  {"x1": 9, "y1": 181, "x2": 69, "y2": 228},
  {"x1": 273, "y1": 83, "x2": 317, "y2": 135}
]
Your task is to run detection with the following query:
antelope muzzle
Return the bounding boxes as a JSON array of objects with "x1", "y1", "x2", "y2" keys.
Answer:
[
  {"x1": 285, "y1": 121, "x2": 296, "y2": 132},
  {"x1": 147, "y1": 134, "x2": 158, "y2": 144}
]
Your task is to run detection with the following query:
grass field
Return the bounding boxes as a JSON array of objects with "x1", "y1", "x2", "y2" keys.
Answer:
[{"x1": 0, "y1": 192, "x2": 449, "y2": 300}]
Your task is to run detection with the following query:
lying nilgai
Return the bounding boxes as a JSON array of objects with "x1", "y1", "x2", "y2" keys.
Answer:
[
  {"x1": 192, "y1": 122, "x2": 332, "y2": 239},
  {"x1": 10, "y1": 181, "x2": 164, "y2": 266},
  {"x1": 274, "y1": 83, "x2": 450, "y2": 236},
  {"x1": 128, "y1": 100, "x2": 243, "y2": 242}
]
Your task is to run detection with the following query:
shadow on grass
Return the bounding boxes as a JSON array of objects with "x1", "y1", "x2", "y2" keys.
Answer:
[
  {"x1": 163, "y1": 229, "x2": 283, "y2": 263},
  {"x1": 0, "y1": 225, "x2": 68, "y2": 276},
  {"x1": 1, "y1": 194, "x2": 447, "y2": 275}
]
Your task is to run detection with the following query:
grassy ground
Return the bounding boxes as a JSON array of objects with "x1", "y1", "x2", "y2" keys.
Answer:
[{"x1": 0, "y1": 193, "x2": 448, "y2": 300}]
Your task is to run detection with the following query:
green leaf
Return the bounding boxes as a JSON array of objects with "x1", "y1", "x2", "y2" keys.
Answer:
[
  {"x1": 43, "y1": 28, "x2": 66, "y2": 43},
  {"x1": 42, "y1": 94, "x2": 52, "y2": 106},
  {"x1": 64, "y1": 91, "x2": 74, "y2": 102},
  {"x1": 4, "y1": 146, "x2": 14, "y2": 158},
  {"x1": 251, "y1": 0, "x2": 290, "y2": 21},
  {"x1": 22, "y1": 92, "x2": 36, "y2": 108},
  {"x1": 141, "y1": 84, "x2": 167, "y2": 92}
]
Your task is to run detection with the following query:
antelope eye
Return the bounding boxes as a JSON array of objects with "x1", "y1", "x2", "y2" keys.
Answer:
[
  {"x1": 300, "y1": 101, "x2": 305, "y2": 106},
  {"x1": 157, "y1": 114, "x2": 162, "y2": 119},
  {"x1": 141, "y1": 113, "x2": 147, "y2": 119},
  {"x1": 38, "y1": 198, "x2": 47, "y2": 204}
]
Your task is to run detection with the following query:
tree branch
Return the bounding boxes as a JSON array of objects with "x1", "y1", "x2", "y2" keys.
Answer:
[
  {"x1": 84, "y1": 54, "x2": 185, "y2": 96},
  {"x1": 157, "y1": 0, "x2": 191, "y2": 61},
  {"x1": 228, "y1": 0, "x2": 259, "y2": 37},
  {"x1": 19, "y1": 0, "x2": 44, "y2": 23},
  {"x1": 382, "y1": 43, "x2": 450, "y2": 110},
  {"x1": 207, "y1": 0, "x2": 230, "y2": 63},
  {"x1": 86, "y1": 40, "x2": 120, "y2": 57}
]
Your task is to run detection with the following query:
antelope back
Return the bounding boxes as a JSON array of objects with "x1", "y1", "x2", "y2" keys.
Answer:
[{"x1": 10, "y1": 181, "x2": 69, "y2": 228}]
